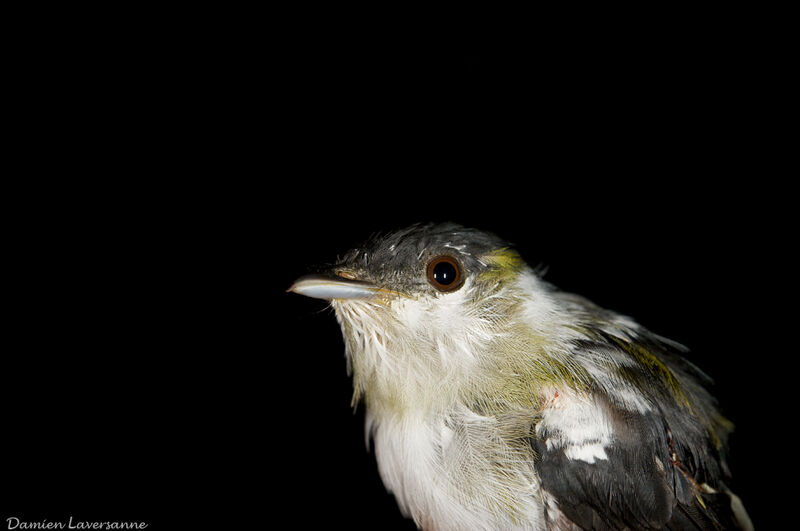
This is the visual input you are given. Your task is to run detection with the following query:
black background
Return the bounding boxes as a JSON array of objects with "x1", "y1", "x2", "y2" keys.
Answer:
[{"x1": 3, "y1": 8, "x2": 789, "y2": 530}]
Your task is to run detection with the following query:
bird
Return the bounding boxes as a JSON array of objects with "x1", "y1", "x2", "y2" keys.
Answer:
[{"x1": 288, "y1": 222, "x2": 752, "y2": 531}]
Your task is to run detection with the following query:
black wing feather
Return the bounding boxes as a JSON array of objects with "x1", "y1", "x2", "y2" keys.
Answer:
[
  {"x1": 533, "y1": 401, "x2": 679, "y2": 529},
  {"x1": 532, "y1": 329, "x2": 749, "y2": 530}
]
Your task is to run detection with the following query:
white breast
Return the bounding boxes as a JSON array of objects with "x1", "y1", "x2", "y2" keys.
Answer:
[{"x1": 369, "y1": 406, "x2": 547, "y2": 531}]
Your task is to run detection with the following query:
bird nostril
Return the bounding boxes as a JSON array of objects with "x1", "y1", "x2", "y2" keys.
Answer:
[{"x1": 335, "y1": 270, "x2": 358, "y2": 280}]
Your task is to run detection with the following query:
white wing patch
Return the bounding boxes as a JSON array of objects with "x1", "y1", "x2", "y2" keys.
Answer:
[{"x1": 535, "y1": 388, "x2": 614, "y2": 464}]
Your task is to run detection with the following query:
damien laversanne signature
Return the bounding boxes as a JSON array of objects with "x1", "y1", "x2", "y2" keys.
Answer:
[{"x1": 6, "y1": 517, "x2": 147, "y2": 530}]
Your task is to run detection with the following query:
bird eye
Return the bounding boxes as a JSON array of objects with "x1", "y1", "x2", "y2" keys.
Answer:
[{"x1": 426, "y1": 255, "x2": 463, "y2": 292}]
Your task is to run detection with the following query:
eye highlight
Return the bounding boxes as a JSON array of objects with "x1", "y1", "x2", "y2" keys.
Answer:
[{"x1": 426, "y1": 255, "x2": 463, "y2": 292}]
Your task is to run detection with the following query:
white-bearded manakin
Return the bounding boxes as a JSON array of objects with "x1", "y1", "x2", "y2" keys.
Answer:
[{"x1": 289, "y1": 222, "x2": 752, "y2": 531}]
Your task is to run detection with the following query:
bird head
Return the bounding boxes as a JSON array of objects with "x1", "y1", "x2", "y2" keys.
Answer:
[{"x1": 289, "y1": 223, "x2": 578, "y2": 416}]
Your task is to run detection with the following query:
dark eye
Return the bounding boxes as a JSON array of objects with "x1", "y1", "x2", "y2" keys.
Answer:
[{"x1": 426, "y1": 255, "x2": 463, "y2": 292}]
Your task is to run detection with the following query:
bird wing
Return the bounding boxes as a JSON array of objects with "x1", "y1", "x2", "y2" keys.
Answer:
[{"x1": 530, "y1": 324, "x2": 751, "y2": 530}]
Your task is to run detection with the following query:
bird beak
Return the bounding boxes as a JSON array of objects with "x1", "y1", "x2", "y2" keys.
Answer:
[{"x1": 287, "y1": 274, "x2": 381, "y2": 300}]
